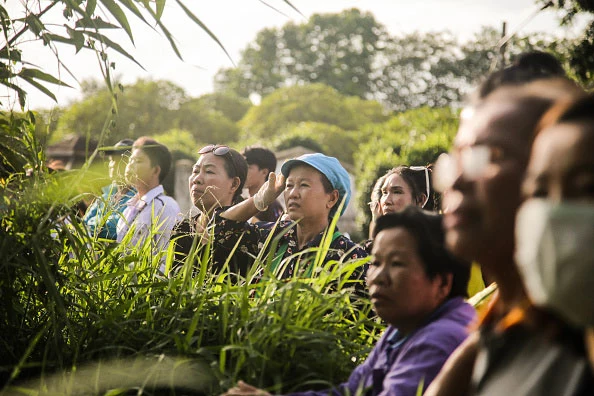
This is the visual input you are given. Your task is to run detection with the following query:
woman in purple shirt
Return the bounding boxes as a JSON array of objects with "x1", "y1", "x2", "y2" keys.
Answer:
[{"x1": 224, "y1": 207, "x2": 476, "y2": 396}]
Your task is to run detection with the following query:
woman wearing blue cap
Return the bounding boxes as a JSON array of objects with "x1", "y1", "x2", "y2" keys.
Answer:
[{"x1": 215, "y1": 153, "x2": 367, "y2": 279}]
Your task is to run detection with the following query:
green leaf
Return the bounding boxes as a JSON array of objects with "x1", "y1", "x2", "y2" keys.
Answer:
[
  {"x1": 175, "y1": 0, "x2": 234, "y2": 65},
  {"x1": 86, "y1": 0, "x2": 97, "y2": 15},
  {"x1": 84, "y1": 31, "x2": 146, "y2": 70},
  {"x1": 75, "y1": 16, "x2": 120, "y2": 30},
  {"x1": 19, "y1": 68, "x2": 72, "y2": 88},
  {"x1": 139, "y1": 2, "x2": 183, "y2": 60},
  {"x1": 18, "y1": 74, "x2": 58, "y2": 103},
  {"x1": 0, "y1": 80, "x2": 27, "y2": 108},
  {"x1": 282, "y1": 0, "x2": 305, "y2": 18},
  {"x1": 156, "y1": 0, "x2": 166, "y2": 20},
  {"x1": 25, "y1": 14, "x2": 45, "y2": 37},
  {"x1": 118, "y1": 0, "x2": 150, "y2": 26},
  {"x1": 99, "y1": 0, "x2": 135, "y2": 44},
  {"x1": 66, "y1": 26, "x2": 85, "y2": 53}
]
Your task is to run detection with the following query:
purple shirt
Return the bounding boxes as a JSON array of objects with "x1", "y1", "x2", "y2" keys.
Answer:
[{"x1": 288, "y1": 297, "x2": 476, "y2": 396}]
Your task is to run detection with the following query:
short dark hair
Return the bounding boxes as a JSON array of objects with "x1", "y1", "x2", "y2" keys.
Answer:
[
  {"x1": 104, "y1": 138, "x2": 134, "y2": 156},
  {"x1": 477, "y1": 51, "x2": 566, "y2": 100},
  {"x1": 133, "y1": 136, "x2": 172, "y2": 183},
  {"x1": 242, "y1": 146, "x2": 277, "y2": 173},
  {"x1": 373, "y1": 207, "x2": 470, "y2": 298}
]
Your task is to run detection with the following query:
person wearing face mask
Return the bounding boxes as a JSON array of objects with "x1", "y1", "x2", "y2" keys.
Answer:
[
  {"x1": 424, "y1": 78, "x2": 585, "y2": 396},
  {"x1": 515, "y1": 94, "x2": 594, "y2": 386}
]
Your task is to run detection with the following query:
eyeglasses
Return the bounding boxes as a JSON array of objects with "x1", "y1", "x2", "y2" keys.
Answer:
[
  {"x1": 198, "y1": 144, "x2": 237, "y2": 176},
  {"x1": 433, "y1": 145, "x2": 504, "y2": 193},
  {"x1": 408, "y1": 166, "x2": 430, "y2": 208}
]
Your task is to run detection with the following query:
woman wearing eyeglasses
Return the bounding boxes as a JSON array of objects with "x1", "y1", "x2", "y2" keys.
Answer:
[
  {"x1": 214, "y1": 153, "x2": 368, "y2": 281},
  {"x1": 172, "y1": 144, "x2": 250, "y2": 276}
]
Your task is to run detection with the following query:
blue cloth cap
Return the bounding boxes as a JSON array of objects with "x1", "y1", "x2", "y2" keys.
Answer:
[{"x1": 281, "y1": 153, "x2": 351, "y2": 217}]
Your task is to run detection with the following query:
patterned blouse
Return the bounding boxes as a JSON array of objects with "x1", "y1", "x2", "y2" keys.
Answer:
[{"x1": 213, "y1": 208, "x2": 369, "y2": 280}]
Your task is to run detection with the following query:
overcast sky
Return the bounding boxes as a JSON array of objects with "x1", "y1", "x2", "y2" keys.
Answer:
[{"x1": 4, "y1": 0, "x2": 590, "y2": 110}]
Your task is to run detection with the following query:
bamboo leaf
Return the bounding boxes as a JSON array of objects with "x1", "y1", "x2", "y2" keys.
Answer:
[
  {"x1": 85, "y1": 31, "x2": 145, "y2": 70},
  {"x1": 18, "y1": 74, "x2": 58, "y2": 103},
  {"x1": 66, "y1": 26, "x2": 85, "y2": 53},
  {"x1": 98, "y1": 0, "x2": 135, "y2": 44},
  {"x1": 139, "y1": 2, "x2": 183, "y2": 60},
  {"x1": 75, "y1": 16, "x2": 120, "y2": 30},
  {"x1": 86, "y1": 0, "x2": 97, "y2": 15},
  {"x1": 156, "y1": 0, "x2": 166, "y2": 20},
  {"x1": 282, "y1": 0, "x2": 305, "y2": 17},
  {"x1": 0, "y1": 80, "x2": 27, "y2": 108},
  {"x1": 18, "y1": 68, "x2": 72, "y2": 87},
  {"x1": 118, "y1": 0, "x2": 150, "y2": 26},
  {"x1": 174, "y1": 0, "x2": 234, "y2": 65}
]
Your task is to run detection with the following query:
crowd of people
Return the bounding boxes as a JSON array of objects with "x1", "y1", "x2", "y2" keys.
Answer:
[{"x1": 74, "y1": 50, "x2": 594, "y2": 395}]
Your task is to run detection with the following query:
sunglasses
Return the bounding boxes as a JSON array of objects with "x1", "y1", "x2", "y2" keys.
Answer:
[
  {"x1": 198, "y1": 144, "x2": 238, "y2": 176},
  {"x1": 408, "y1": 166, "x2": 430, "y2": 208}
]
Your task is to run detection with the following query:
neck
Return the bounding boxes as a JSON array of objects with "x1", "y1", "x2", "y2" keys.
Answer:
[
  {"x1": 135, "y1": 181, "x2": 159, "y2": 197},
  {"x1": 296, "y1": 218, "x2": 329, "y2": 250},
  {"x1": 248, "y1": 183, "x2": 263, "y2": 197},
  {"x1": 479, "y1": 251, "x2": 527, "y2": 312}
]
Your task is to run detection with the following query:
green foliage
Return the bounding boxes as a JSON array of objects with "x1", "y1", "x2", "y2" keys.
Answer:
[
  {"x1": 53, "y1": 79, "x2": 187, "y2": 143},
  {"x1": 176, "y1": 98, "x2": 240, "y2": 144},
  {"x1": 239, "y1": 83, "x2": 388, "y2": 141},
  {"x1": 193, "y1": 92, "x2": 252, "y2": 123},
  {"x1": 215, "y1": 8, "x2": 389, "y2": 100},
  {"x1": 216, "y1": 7, "x2": 579, "y2": 111},
  {"x1": 273, "y1": 122, "x2": 358, "y2": 164},
  {"x1": 1, "y1": 116, "x2": 377, "y2": 393},
  {"x1": 153, "y1": 128, "x2": 199, "y2": 159},
  {"x1": 1, "y1": 1, "x2": 229, "y2": 110},
  {"x1": 353, "y1": 107, "x2": 459, "y2": 234}
]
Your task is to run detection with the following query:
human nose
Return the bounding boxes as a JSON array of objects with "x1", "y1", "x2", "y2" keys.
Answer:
[{"x1": 366, "y1": 263, "x2": 388, "y2": 287}]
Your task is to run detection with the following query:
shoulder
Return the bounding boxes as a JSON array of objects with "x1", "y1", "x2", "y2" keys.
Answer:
[
  {"x1": 412, "y1": 299, "x2": 476, "y2": 351},
  {"x1": 332, "y1": 235, "x2": 369, "y2": 260}
]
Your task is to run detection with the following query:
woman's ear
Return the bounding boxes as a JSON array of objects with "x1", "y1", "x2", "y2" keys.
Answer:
[
  {"x1": 436, "y1": 273, "x2": 453, "y2": 301},
  {"x1": 326, "y1": 189, "x2": 340, "y2": 209},
  {"x1": 417, "y1": 193, "x2": 428, "y2": 208},
  {"x1": 230, "y1": 176, "x2": 241, "y2": 193}
]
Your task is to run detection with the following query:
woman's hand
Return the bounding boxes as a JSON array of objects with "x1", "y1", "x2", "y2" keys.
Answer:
[
  {"x1": 222, "y1": 380, "x2": 271, "y2": 396},
  {"x1": 254, "y1": 172, "x2": 285, "y2": 211}
]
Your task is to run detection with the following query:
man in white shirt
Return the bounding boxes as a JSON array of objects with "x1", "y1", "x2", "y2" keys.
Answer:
[{"x1": 117, "y1": 136, "x2": 181, "y2": 273}]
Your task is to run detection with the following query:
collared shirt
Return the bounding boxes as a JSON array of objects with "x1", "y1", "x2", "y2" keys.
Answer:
[
  {"x1": 116, "y1": 185, "x2": 181, "y2": 268},
  {"x1": 213, "y1": 208, "x2": 368, "y2": 280},
  {"x1": 287, "y1": 297, "x2": 476, "y2": 396},
  {"x1": 83, "y1": 183, "x2": 136, "y2": 240}
]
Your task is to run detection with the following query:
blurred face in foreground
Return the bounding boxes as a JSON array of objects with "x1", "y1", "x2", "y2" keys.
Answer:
[
  {"x1": 441, "y1": 102, "x2": 534, "y2": 261},
  {"x1": 189, "y1": 153, "x2": 239, "y2": 213},
  {"x1": 284, "y1": 164, "x2": 338, "y2": 223},
  {"x1": 108, "y1": 153, "x2": 128, "y2": 183},
  {"x1": 367, "y1": 227, "x2": 449, "y2": 334},
  {"x1": 523, "y1": 122, "x2": 594, "y2": 203}
]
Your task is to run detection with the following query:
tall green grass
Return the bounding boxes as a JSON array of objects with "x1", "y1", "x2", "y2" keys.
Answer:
[{"x1": 1, "y1": 149, "x2": 378, "y2": 395}]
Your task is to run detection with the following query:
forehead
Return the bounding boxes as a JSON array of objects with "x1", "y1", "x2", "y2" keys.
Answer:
[
  {"x1": 383, "y1": 173, "x2": 410, "y2": 189},
  {"x1": 195, "y1": 152, "x2": 227, "y2": 168},
  {"x1": 372, "y1": 227, "x2": 417, "y2": 255},
  {"x1": 130, "y1": 148, "x2": 149, "y2": 160},
  {"x1": 531, "y1": 123, "x2": 594, "y2": 173},
  {"x1": 455, "y1": 101, "x2": 533, "y2": 151},
  {"x1": 287, "y1": 164, "x2": 322, "y2": 180}
]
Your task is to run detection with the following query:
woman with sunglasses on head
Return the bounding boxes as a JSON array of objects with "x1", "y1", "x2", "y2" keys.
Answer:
[
  {"x1": 368, "y1": 165, "x2": 434, "y2": 240},
  {"x1": 214, "y1": 153, "x2": 367, "y2": 281},
  {"x1": 172, "y1": 144, "x2": 250, "y2": 276}
]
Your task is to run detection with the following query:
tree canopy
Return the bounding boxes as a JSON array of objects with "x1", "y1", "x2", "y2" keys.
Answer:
[{"x1": 216, "y1": 8, "x2": 581, "y2": 111}]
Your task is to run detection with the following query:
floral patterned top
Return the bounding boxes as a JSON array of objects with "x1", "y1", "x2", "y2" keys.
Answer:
[{"x1": 213, "y1": 208, "x2": 369, "y2": 280}]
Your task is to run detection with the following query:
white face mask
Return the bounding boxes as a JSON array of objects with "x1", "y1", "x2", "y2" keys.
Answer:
[{"x1": 515, "y1": 199, "x2": 594, "y2": 327}]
